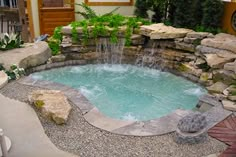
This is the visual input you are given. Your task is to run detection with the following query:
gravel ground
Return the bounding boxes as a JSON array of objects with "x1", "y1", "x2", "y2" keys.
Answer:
[{"x1": 0, "y1": 81, "x2": 227, "y2": 157}]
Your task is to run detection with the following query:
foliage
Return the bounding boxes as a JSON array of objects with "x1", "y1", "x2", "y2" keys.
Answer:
[
  {"x1": 149, "y1": 0, "x2": 174, "y2": 23},
  {"x1": 69, "y1": 14, "x2": 151, "y2": 46},
  {"x1": 0, "y1": 64, "x2": 5, "y2": 71},
  {"x1": 134, "y1": 0, "x2": 152, "y2": 18},
  {"x1": 195, "y1": 25, "x2": 223, "y2": 34},
  {"x1": 48, "y1": 26, "x2": 62, "y2": 55},
  {"x1": 173, "y1": 0, "x2": 195, "y2": 28},
  {"x1": 75, "y1": 3, "x2": 120, "y2": 19},
  {"x1": 191, "y1": 0, "x2": 205, "y2": 27},
  {"x1": 3, "y1": 64, "x2": 25, "y2": 80},
  {"x1": 144, "y1": 0, "x2": 224, "y2": 34},
  {"x1": 202, "y1": 0, "x2": 224, "y2": 30},
  {"x1": 35, "y1": 100, "x2": 45, "y2": 109},
  {"x1": 0, "y1": 33, "x2": 24, "y2": 51}
]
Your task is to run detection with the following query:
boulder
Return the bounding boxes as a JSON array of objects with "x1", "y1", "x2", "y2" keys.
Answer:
[
  {"x1": 222, "y1": 100, "x2": 236, "y2": 111},
  {"x1": 175, "y1": 112, "x2": 208, "y2": 144},
  {"x1": 131, "y1": 34, "x2": 145, "y2": 45},
  {"x1": 213, "y1": 70, "x2": 236, "y2": 85},
  {"x1": 204, "y1": 52, "x2": 236, "y2": 69},
  {"x1": 51, "y1": 54, "x2": 66, "y2": 63},
  {"x1": 183, "y1": 37, "x2": 198, "y2": 44},
  {"x1": 201, "y1": 33, "x2": 236, "y2": 54},
  {"x1": 123, "y1": 46, "x2": 141, "y2": 56},
  {"x1": 186, "y1": 32, "x2": 211, "y2": 39},
  {"x1": 0, "y1": 71, "x2": 8, "y2": 89},
  {"x1": 224, "y1": 62, "x2": 235, "y2": 72},
  {"x1": 161, "y1": 49, "x2": 186, "y2": 61},
  {"x1": 228, "y1": 95, "x2": 236, "y2": 101},
  {"x1": 200, "y1": 72, "x2": 212, "y2": 82},
  {"x1": 196, "y1": 94, "x2": 221, "y2": 112},
  {"x1": 195, "y1": 58, "x2": 207, "y2": 67},
  {"x1": 223, "y1": 85, "x2": 236, "y2": 101},
  {"x1": 140, "y1": 23, "x2": 193, "y2": 39},
  {"x1": 179, "y1": 63, "x2": 202, "y2": 77},
  {"x1": 207, "y1": 82, "x2": 228, "y2": 94},
  {"x1": 28, "y1": 90, "x2": 72, "y2": 124},
  {"x1": 61, "y1": 36, "x2": 72, "y2": 48},
  {"x1": 177, "y1": 113, "x2": 207, "y2": 133},
  {"x1": 175, "y1": 41, "x2": 195, "y2": 52},
  {"x1": 0, "y1": 42, "x2": 51, "y2": 70}
]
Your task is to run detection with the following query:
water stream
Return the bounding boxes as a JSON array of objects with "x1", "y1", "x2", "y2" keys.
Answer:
[{"x1": 96, "y1": 38, "x2": 125, "y2": 64}]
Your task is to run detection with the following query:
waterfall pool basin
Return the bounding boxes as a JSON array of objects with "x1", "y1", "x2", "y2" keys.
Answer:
[{"x1": 31, "y1": 64, "x2": 207, "y2": 121}]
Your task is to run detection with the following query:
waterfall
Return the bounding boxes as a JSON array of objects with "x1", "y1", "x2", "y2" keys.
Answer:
[
  {"x1": 135, "y1": 41, "x2": 159, "y2": 68},
  {"x1": 96, "y1": 38, "x2": 125, "y2": 64}
]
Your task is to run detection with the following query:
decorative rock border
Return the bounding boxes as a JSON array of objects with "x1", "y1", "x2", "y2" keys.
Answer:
[{"x1": 19, "y1": 71, "x2": 232, "y2": 136}]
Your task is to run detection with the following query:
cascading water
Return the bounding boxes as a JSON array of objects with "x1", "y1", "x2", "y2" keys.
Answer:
[
  {"x1": 135, "y1": 40, "x2": 160, "y2": 68},
  {"x1": 96, "y1": 38, "x2": 125, "y2": 64}
]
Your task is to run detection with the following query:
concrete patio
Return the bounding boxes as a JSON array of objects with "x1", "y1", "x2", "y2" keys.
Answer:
[{"x1": 0, "y1": 93, "x2": 77, "y2": 157}]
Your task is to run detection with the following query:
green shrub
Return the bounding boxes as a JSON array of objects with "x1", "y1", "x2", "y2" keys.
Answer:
[
  {"x1": 2, "y1": 64, "x2": 25, "y2": 80},
  {"x1": 134, "y1": 0, "x2": 151, "y2": 18},
  {"x1": 173, "y1": 0, "x2": 195, "y2": 28},
  {"x1": 75, "y1": 2, "x2": 119, "y2": 19},
  {"x1": 0, "y1": 64, "x2": 5, "y2": 71},
  {"x1": 48, "y1": 37, "x2": 61, "y2": 56},
  {"x1": 48, "y1": 26, "x2": 62, "y2": 55},
  {"x1": 35, "y1": 100, "x2": 45, "y2": 109},
  {"x1": 192, "y1": 0, "x2": 205, "y2": 27},
  {"x1": 0, "y1": 33, "x2": 24, "y2": 51},
  {"x1": 202, "y1": 0, "x2": 224, "y2": 30},
  {"x1": 69, "y1": 15, "x2": 151, "y2": 46}
]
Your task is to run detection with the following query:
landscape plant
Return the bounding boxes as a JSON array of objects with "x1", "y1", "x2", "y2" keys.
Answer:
[
  {"x1": 0, "y1": 64, "x2": 25, "y2": 80},
  {"x1": 70, "y1": 14, "x2": 151, "y2": 45},
  {"x1": 47, "y1": 26, "x2": 63, "y2": 55},
  {"x1": 134, "y1": 0, "x2": 152, "y2": 18},
  {"x1": 75, "y1": 2, "x2": 120, "y2": 19},
  {"x1": 201, "y1": 0, "x2": 224, "y2": 33},
  {"x1": 135, "y1": 0, "x2": 224, "y2": 34},
  {"x1": 0, "y1": 33, "x2": 24, "y2": 51}
]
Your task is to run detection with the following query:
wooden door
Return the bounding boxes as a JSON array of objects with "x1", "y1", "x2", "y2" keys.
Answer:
[{"x1": 38, "y1": 0, "x2": 74, "y2": 35}]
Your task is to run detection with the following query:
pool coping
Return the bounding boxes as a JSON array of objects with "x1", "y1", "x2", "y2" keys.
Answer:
[{"x1": 18, "y1": 73, "x2": 232, "y2": 136}]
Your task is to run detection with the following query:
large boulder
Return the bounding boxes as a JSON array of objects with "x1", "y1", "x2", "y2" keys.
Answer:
[
  {"x1": 0, "y1": 71, "x2": 8, "y2": 89},
  {"x1": 204, "y1": 53, "x2": 236, "y2": 69},
  {"x1": 201, "y1": 33, "x2": 236, "y2": 54},
  {"x1": 222, "y1": 100, "x2": 236, "y2": 111},
  {"x1": 0, "y1": 42, "x2": 51, "y2": 70},
  {"x1": 28, "y1": 90, "x2": 72, "y2": 124},
  {"x1": 175, "y1": 112, "x2": 208, "y2": 144},
  {"x1": 196, "y1": 45, "x2": 236, "y2": 68},
  {"x1": 177, "y1": 113, "x2": 207, "y2": 133},
  {"x1": 186, "y1": 32, "x2": 212, "y2": 39},
  {"x1": 140, "y1": 23, "x2": 193, "y2": 39},
  {"x1": 207, "y1": 82, "x2": 228, "y2": 94}
]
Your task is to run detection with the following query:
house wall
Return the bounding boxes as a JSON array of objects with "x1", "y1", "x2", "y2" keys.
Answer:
[
  {"x1": 74, "y1": 0, "x2": 135, "y2": 20},
  {"x1": 32, "y1": 0, "x2": 136, "y2": 37},
  {"x1": 31, "y1": 0, "x2": 40, "y2": 37}
]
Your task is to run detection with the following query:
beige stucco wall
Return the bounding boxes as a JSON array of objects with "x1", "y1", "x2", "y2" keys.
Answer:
[
  {"x1": 32, "y1": 0, "x2": 136, "y2": 37},
  {"x1": 75, "y1": 0, "x2": 135, "y2": 20},
  {"x1": 31, "y1": 0, "x2": 40, "y2": 37}
]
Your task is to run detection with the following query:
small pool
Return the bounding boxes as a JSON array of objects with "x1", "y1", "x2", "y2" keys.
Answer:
[{"x1": 32, "y1": 64, "x2": 207, "y2": 121}]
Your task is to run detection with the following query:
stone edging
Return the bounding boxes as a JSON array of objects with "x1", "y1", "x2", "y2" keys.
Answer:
[{"x1": 18, "y1": 65, "x2": 232, "y2": 136}]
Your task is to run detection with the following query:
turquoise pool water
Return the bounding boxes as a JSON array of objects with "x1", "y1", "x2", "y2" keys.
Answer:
[{"x1": 32, "y1": 64, "x2": 207, "y2": 121}]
